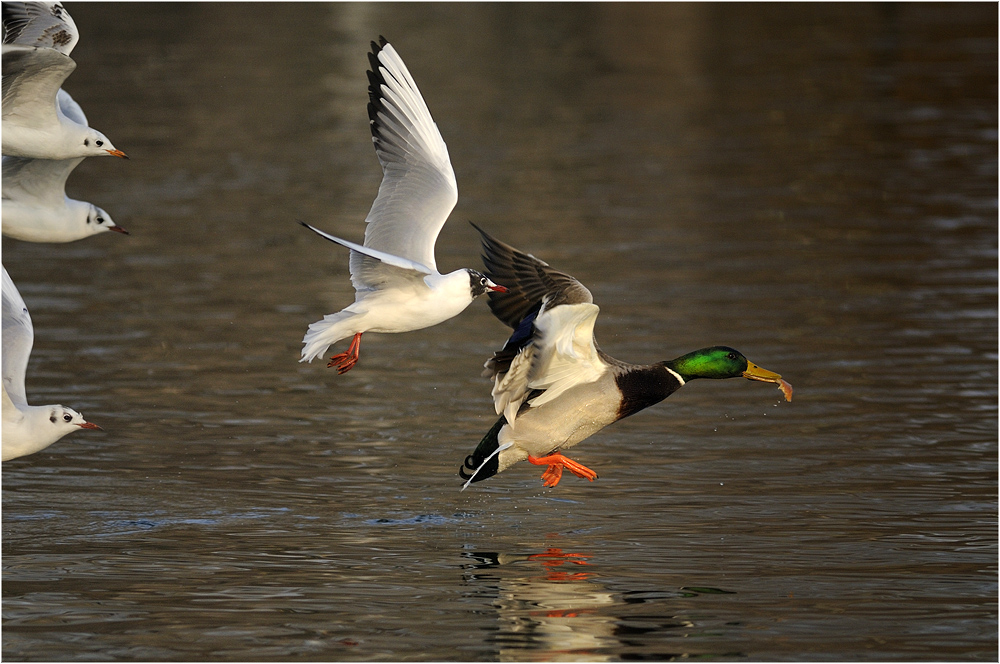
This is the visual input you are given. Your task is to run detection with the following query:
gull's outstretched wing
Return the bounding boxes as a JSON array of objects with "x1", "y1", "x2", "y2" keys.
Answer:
[
  {"x1": 360, "y1": 37, "x2": 458, "y2": 274},
  {"x1": 2, "y1": 266, "x2": 34, "y2": 406},
  {"x1": 2, "y1": 151, "x2": 82, "y2": 206},
  {"x1": 55, "y1": 86, "x2": 85, "y2": 124},
  {"x1": 2, "y1": 1, "x2": 79, "y2": 55},
  {"x1": 1, "y1": 44, "x2": 75, "y2": 127}
]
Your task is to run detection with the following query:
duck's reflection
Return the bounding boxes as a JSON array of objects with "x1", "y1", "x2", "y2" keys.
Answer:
[
  {"x1": 463, "y1": 548, "x2": 742, "y2": 661},
  {"x1": 463, "y1": 548, "x2": 619, "y2": 661}
]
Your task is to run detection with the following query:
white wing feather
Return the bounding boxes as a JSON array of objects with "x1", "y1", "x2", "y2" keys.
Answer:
[
  {"x1": 56, "y1": 87, "x2": 86, "y2": 125},
  {"x1": 2, "y1": 266, "x2": 34, "y2": 406},
  {"x1": 300, "y1": 222, "x2": 432, "y2": 275},
  {"x1": 492, "y1": 343, "x2": 535, "y2": 423},
  {"x1": 2, "y1": 2, "x2": 79, "y2": 55},
  {"x1": 2, "y1": 151, "x2": 81, "y2": 206},
  {"x1": 526, "y1": 303, "x2": 606, "y2": 408},
  {"x1": 491, "y1": 303, "x2": 606, "y2": 423},
  {"x1": 361, "y1": 42, "x2": 458, "y2": 274},
  {"x1": 1, "y1": 45, "x2": 76, "y2": 127}
]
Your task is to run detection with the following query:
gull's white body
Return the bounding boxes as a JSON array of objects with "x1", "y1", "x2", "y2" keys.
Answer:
[
  {"x1": 2, "y1": 89, "x2": 125, "y2": 242},
  {"x1": 305, "y1": 270, "x2": 486, "y2": 351},
  {"x1": 301, "y1": 39, "x2": 499, "y2": 366},
  {"x1": 2, "y1": 266, "x2": 97, "y2": 461}
]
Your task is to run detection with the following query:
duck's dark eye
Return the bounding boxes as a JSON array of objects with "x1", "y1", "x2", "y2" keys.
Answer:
[
  {"x1": 96, "y1": 140, "x2": 104, "y2": 147},
  {"x1": 63, "y1": 413, "x2": 72, "y2": 422},
  {"x1": 727, "y1": 352, "x2": 737, "y2": 360}
]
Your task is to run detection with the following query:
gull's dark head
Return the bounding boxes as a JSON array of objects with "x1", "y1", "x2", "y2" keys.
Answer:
[{"x1": 467, "y1": 269, "x2": 508, "y2": 298}]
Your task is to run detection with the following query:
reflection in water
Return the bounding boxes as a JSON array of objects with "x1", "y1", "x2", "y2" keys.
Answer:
[
  {"x1": 463, "y1": 548, "x2": 743, "y2": 661},
  {"x1": 464, "y1": 549, "x2": 618, "y2": 661}
]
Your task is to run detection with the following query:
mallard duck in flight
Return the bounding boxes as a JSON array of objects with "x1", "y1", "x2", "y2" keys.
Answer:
[{"x1": 459, "y1": 224, "x2": 792, "y2": 489}]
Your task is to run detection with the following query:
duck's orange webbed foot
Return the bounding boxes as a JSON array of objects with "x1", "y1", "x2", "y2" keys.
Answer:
[
  {"x1": 527, "y1": 453, "x2": 598, "y2": 488},
  {"x1": 328, "y1": 332, "x2": 362, "y2": 374}
]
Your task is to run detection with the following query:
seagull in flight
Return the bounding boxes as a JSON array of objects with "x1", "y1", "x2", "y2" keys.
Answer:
[
  {"x1": 2, "y1": 1, "x2": 127, "y2": 159},
  {"x1": 300, "y1": 37, "x2": 506, "y2": 374},
  {"x1": 2, "y1": 265, "x2": 101, "y2": 461}
]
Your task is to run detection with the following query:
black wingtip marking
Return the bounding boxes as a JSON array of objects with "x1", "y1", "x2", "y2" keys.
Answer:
[
  {"x1": 367, "y1": 41, "x2": 390, "y2": 139},
  {"x1": 458, "y1": 416, "x2": 506, "y2": 483}
]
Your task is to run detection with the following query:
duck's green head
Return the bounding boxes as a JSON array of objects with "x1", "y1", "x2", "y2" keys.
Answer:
[
  {"x1": 664, "y1": 346, "x2": 774, "y2": 381},
  {"x1": 664, "y1": 346, "x2": 792, "y2": 401}
]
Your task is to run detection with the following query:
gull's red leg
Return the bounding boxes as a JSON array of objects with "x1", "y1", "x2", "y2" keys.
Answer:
[
  {"x1": 527, "y1": 453, "x2": 598, "y2": 487},
  {"x1": 328, "y1": 332, "x2": 363, "y2": 374}
]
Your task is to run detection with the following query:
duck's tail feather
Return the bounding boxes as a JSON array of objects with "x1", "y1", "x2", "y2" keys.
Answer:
[
  {"x1": 459, "y1": 415, "x2": 507, "y2": 487},
  {"x1": 300, "y1": 311, "x2": 359, "y2": 363}
]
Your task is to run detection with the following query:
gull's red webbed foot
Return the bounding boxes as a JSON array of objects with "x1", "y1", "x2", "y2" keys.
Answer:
[
  {"x1": 527, "y1": 453, "x2": 598, "y2": 487},
  {"x1": 328, "y1": 332, "x2": 363, "y2": 374}
]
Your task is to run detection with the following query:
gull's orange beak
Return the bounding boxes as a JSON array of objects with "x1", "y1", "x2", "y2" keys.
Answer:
[
  {"x1": 106, "y1": 149, "x2": 129, "y2": 159},
  {"x1": 742, "y1": 361, "x2": 793, "y2": 402},
  {"x1": 78, "y1": 421, "x2": 103, "y2": 430}
]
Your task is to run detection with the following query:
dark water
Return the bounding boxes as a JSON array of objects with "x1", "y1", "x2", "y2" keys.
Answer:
[{"x1": 2, "y1": 3, "x2": 996, "y2": 661}]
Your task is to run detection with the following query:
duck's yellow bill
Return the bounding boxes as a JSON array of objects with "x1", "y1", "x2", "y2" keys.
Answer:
[{"x1": 742, "y1": 361, "x2": 793, "y2": 402}]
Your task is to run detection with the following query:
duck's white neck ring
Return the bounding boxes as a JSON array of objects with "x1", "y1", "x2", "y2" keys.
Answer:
[{"x1": 665, "y1": 367, "x2": 686, "y2": 385}]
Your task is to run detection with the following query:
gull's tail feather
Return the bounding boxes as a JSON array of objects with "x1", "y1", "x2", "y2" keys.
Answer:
[
  {"x1": 301, "y1": 311, "x2": 359, "y2": 363},
  {"x1": 459, "y1": 415, "x2": 507, "y2": 486}
]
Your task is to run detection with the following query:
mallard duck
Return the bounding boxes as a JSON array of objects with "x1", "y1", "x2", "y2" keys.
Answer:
[
  {"x1": 459, "y1": 225, "x2": 792, "y2": 488},
  {"x1": 299, "y1": 37, "x2": 505, "y2": 374}
]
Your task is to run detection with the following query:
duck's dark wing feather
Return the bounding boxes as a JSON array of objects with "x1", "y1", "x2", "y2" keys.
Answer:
[{"x1": 470, "y1": 222, "x2": 592, "y2": 329}]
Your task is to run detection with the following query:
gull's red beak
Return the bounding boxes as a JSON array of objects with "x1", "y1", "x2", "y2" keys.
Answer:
[
  {"x1": 106, "y1": 149, "x2": 129, "y2": 159},
  {"x1": 109, "y1": 225, "x2": 130, "y2": 235},
  {"x1": 488, "y1": 284, "x2": 509, "y2": 293},
  {"x1": 78, "y1": 421, "x2": 103, "y2": 430}
]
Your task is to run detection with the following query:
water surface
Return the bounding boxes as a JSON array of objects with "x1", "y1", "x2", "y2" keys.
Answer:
[{"x1": 3, "y1": 3, "x2": 996, "y2": 661}]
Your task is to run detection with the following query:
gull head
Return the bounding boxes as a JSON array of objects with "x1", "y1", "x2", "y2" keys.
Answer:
[
  {"x1": 467, "y1": 269, "x2": 508, "y2": 298},
  {"x1": 50, "y1": 406, "x2": 101, "y2": 432},
  {"x1": 82, "y1": 128, "x2": 128, "y2": 159},
  {"x1": 86, "y1": 204, "x2": 128, "y2": 236},
  {"x1": 27, "y1": 406, "x2": 103, "y2": 450}
]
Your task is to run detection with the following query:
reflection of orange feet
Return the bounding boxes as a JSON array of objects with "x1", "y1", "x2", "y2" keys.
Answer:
[
  {"x1": 528, "y1": 548, "x2": 593, "y2": 566},
  {"x1": 527, "y1": 453, "x2": 598, "y2": 487},
  {"x1": 328, "y1": 333, "x2": 362, "y2": 374},
  {"x1": 527, "y1": 548, "x2": 594, "y2": 582}
]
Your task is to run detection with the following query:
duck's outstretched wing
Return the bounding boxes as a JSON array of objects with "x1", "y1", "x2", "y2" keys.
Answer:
[
  {"x1": 491, "y1": 302, "x2": 606, "y2": 422},
  {"x1": 471, "y1": 222, "x2": 592, "y2": 329},
  {"x1": 471, "y1": 226, "x2": 605, "y2": 422}
]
